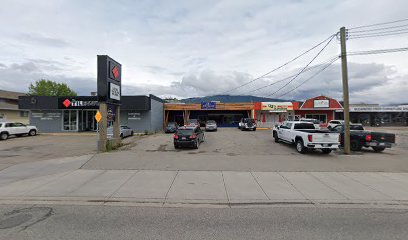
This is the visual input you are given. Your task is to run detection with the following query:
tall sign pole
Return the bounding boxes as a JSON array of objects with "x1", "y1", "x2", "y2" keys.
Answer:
[
  {"x1": 97, "y1": 55, "x2": 122, "y2": 152},
  {"x1": 340, "y1": 27, "x2": 351, "y2": 154}
]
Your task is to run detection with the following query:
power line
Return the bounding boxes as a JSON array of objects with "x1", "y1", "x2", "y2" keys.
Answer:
[
  {"x1": 349, "y1": 27, "x2": 408, "y2": 36},
  {"x1": 242, "y1": 55, "x2": 339, "y2": 95},
  {"x1": 348, "y1": 47, "x2": 408, "y2": 56},
  {"x1": 349, "y1": 18, "x2": 408, "y2": 30},
  {"x1": 263, "y1": 34, "x2": 336, "y2": 98},
  {"x1": 348, "y1": 23, "x2": 408, "y2": 33},
  {"x1": 218, "y1": 34, "x2": 336, "y2": 95},
  {"x1": 348, "y1": 31, "x2": 408, "y2": 39},
  {"x1": 275, "y1": 57, "x2": 339, "y2": 99}
]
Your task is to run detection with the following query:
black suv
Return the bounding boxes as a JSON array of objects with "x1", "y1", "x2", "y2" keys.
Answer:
[{"x1": 173, "y1": 126, "x2": 205, "y2": 149}]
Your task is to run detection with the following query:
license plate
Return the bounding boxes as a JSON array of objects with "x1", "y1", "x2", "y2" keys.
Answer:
[
  {"x1": 322, "y1": 144, "x2": 329, "y2": 147},
  {"x1": 182, "y1": 137, "x2": 186, "y2": 140},
  {"x1": 379, "y1": 143, "x2": 385, "y2": 146}
]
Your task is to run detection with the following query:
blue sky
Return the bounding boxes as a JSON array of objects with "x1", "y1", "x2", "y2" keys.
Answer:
[{"x1": 0, "y1": 0, "x2": 407, "y2": 104}]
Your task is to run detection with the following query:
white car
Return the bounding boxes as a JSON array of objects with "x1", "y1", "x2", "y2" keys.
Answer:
[
  {"x1": 107, "y1": 125, "x2": 134, "y2": 139},
  {"x1": 0, "y1": 122, "x2": 38, "y2": 140},
  {"x1": 327, "y1": 120, "x2": 345, "y2": 130}
]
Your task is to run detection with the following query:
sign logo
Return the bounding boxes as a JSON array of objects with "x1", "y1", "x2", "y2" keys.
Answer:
[
  {"x1": 201, "y1": 102, "x2": 216, "y2": 110},
  {"x1": 109, "y1": 83, "x2": 121, "y2": 101},
  {"x1": 112, "y1": 66, "x2": 119, "y2": 80},
  {"x1": 63, "y1": 99, "x2": 71, "y2": 108}
]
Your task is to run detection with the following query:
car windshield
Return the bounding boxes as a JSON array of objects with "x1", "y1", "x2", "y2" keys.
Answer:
[
  {"x1": 243, "y1": 119, "x2": 255, "y2": 123},
  {"x1": 350, "y1": 125, "x2": 364, "y2": 130},
  {"x1": 177, "y1": 129, "x2": 194, "y2": 135}
]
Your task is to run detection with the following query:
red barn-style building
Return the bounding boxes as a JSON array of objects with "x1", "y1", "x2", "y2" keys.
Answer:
[{"x1": 294, "y1": 95, "x2": 343, "y2": 126}]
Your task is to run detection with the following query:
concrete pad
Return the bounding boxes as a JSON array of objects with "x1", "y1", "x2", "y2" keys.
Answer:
[
  {"x1": 281, "y1": 172, "x2": 347, "y2": 200},
  {"x1": 113, "y1": 170, "x2": 176, "y2": 199},
  {"x1": 0, "y1": 171, "x2": 72, "y2": 197},
  {"x1": 223, "y1": 171, "x2": 268, "y2": 200},
  {"x1": 381, "y1": 173, "x2": 408, "y2": 187},
  {"x1": 167, "y1": 171, "x2": 227, "y2": 200},
  {"x1": 68, "y1": 170, "x2": 136, "y2": 197},
  {"x1": 26, "y1": 170, "x2": 104, "y2": 197},
  {"x1": 252, "y1": 172, "x2": 306, "y2": 200},
  {"x1": 311, "y1": 172, "x2": 391, "y2": 201},
  {"x1": 344, "y1": 172, "x2": 408, "y2": 200}
]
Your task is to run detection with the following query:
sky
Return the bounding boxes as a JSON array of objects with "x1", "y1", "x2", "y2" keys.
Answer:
[{"x1": 0, "y1": 0, "x2": 407, "y2": 104}]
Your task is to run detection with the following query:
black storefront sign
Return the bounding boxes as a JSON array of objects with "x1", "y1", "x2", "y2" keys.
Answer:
[
  {"x1": 59, "y1": 97, "x2": 99, "y2": 109},
  {"x1": 97, "y1": 55, "x2": 122, "y2": 104}
]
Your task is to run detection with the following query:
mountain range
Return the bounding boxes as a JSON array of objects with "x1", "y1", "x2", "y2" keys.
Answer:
[{"x1": 180, "y1": 95, "x2": 292, "y2": 103}]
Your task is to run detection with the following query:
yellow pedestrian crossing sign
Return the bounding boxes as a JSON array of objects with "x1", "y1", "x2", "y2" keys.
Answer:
[{"x1": 95, "y1": 111, "x2": 102, "y2": 123}]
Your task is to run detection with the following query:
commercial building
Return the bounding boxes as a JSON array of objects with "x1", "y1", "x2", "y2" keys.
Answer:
[
  {"x1": 0, "y1": 90, "x2": 29, "y2": 123},
  {"x1": 253, "y1": 102, "x2": 294, "y2": 128},
  {"x1": 18, "y1": 94, "x2": 164, "y2": 133},
  {"x1": 293, "y1": 95, "x2": 343, "y2": 126},
  {"x1": 335, "y1": 104, "x2": 408, "y2": 126},
  {"x1": 164, "y1": 102, "x2": 254, "y2": 127}
]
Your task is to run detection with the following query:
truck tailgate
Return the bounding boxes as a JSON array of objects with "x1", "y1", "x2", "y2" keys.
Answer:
[
  {"x1": 371, "y1": 132, "x2": 396, "y2": 143},
  {"x1": 312, "y1": 132, "x2": 339, "y2": 143}
]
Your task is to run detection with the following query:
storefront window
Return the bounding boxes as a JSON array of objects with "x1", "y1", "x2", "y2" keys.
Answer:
[
  {"x1": 305, "y1": 114, "x2": 327, "y2": 123},
  {"x1": 63, "y1": 110, "x2": 78, "y2": 131}
]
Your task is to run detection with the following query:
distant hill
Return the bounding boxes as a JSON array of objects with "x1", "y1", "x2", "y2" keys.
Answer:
[{"x1": 180, "y1": 95, "x2": 291, "y2": 103}]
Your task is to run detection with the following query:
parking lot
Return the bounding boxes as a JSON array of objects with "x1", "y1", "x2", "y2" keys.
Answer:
[
  {"x1": 1, "y1": 127, "x2": 407, "y2": 172},
  {"x1": 82, "y1": 127, "x2": 408, "y2": 172}
]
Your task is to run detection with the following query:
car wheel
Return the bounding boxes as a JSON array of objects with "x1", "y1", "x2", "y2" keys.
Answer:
[
  {"x1": 322, "y1": 149, "x2": 332, "y2": 154},
  {"x1": 29, "y1": 129, "x2": 37, "y2": 136},
  {"x1": 131, "y1": 131, "x2": 134, "y2": 136},
  {"x1": 274, "y1": 133, "x2": 280, "y2": 143},
  {"x1": 0, "y1": 132, "x2": 8, "y2": 140},
  {"x1": 174, "y1": 144, "x2": 179, "y2": 149},
  {"x1": 253, "y1": 128, "x2": 256, "y2": 131},
  {"x1": 296, "y1": 139, "x2": 307, "y2": 154},
  {"x1": 350, "y1": 140, "x2": 362, "y2": 151},
  {"x1": 120, "y1": 133, "x2": 123, "y2": 139},
  {"x1": 372, "y1": 146, "x2": 385, "y2": 152}
]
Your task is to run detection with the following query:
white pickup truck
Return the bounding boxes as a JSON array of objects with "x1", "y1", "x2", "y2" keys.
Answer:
[{"x1": 273, "y1": 121, "x2": 340, "y2": 154}]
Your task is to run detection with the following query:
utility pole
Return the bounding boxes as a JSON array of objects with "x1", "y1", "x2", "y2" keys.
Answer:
[{"x1": 340, "y1": 27, "x2": 351, "y2": 154}]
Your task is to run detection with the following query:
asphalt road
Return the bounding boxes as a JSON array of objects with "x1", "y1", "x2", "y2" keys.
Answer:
[{"x1": 1, "y1": 204, "x2": 408, "y2": 240}]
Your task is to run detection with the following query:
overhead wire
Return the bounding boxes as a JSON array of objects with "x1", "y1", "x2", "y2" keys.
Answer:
[
  {"x1": 347, "y1": 47, "x2": 408, "y2": 56},
  {"x1": 263, "y1": 34, "x2": 336, "y2": 98},
  {"x1": 275, "y1": 57, "x2": 339, "y2": 99},
  {"x1": 218, "y1": 34, "x2": 337, "y2": 95},
  {"x1": 241, "y1": 55, "x2": 339, "y2": 96},
  {"x1": 348, "y1": 23, "x2": 408, "y2": 33},
  {"x1": 348, "y1": 31, "x2": 408, "y2": 39},
  {"x1": 348, "y1": 18, "x2": 408, "y2": 30}
]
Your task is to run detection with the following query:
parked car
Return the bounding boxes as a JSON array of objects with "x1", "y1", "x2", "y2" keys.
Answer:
[
  {"x1": 205, "y1": 120, "x2": 218, "y2": 131},
  {"x1": 107, "y1": 125, "x2": 134, "y2": 139},
  {"x1": 165, "y1": 122, "x2": 178, "y2": 133},
  {"x1": 327, "y1": 120, "x2": 345, "y2": 130},
  {"x1": 299, "y1": 118, "x2": 321, "y2": 129},
  {"x1": 238, "y1": 118, "x2": 257, "y2": 131},
  {"x1": 174, "y1": 126, "x2": 205, "y2": 149},
  {"x1": 0, "y1": 122, "x2": 37, "y2": 140},
  {"x1": 273, "y1": 121, "x2": 340, "y2": 154},
  {"x1": 187, "y1": 119, "x2": 200, "y2": 128},
  {"x1": 330, "y1": 124, "x2": 396, "y2": 152}
]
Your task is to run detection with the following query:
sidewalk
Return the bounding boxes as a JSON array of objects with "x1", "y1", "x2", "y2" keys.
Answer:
[{"x1": 1, "y1": 166, "x2": 408, "y2": 207}]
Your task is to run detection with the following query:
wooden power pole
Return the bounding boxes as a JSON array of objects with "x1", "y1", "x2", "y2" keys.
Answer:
[{"x1": 340, "y1": 27, "x2": 351, "y2": 154}]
